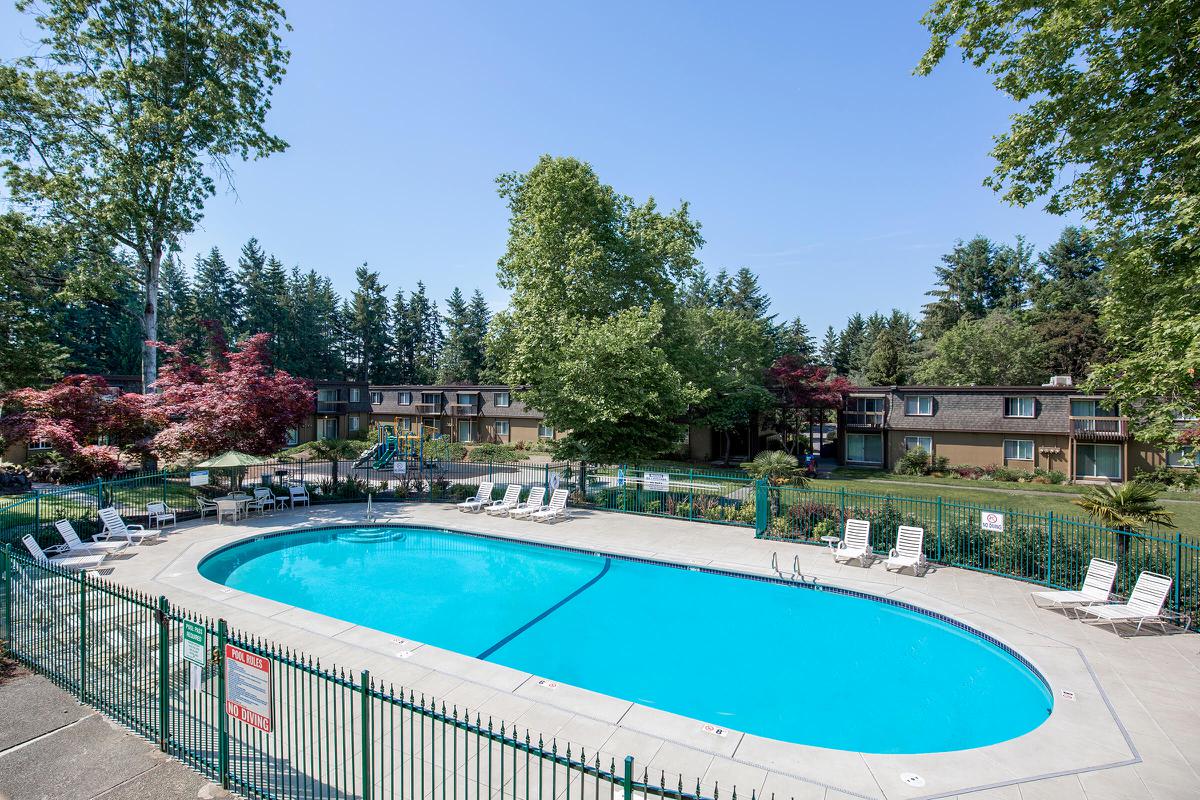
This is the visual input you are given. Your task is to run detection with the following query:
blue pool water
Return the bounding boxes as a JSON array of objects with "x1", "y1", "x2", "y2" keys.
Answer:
[{"x1": 199, "y1": 526, "x2": 1052, "y2": 753}]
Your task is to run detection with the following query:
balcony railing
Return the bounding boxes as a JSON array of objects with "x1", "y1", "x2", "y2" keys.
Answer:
[
  {"x1": 316, "y1": 400, "x2": 348, "y2": 414},
  {"x1": 414, "y1": 403, "x2": 443, "y2": 415},
  {"x1": 843, "y1": 412, "x2": 885, "y2": 428},
  {"x1": 447, "y1": 404, "x2": 479, "y2": 416},
  {"x1": 1070, "y1": 416, "x2": 1128, "y2": 439}
]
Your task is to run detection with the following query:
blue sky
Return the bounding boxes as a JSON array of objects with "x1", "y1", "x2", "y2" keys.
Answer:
[{"x1": 1, "y1": 1, "x2": 1075, "y2": 334}]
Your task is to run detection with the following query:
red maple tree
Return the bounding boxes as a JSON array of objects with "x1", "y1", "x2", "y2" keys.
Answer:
[
  {"x1": 0, "y1": 375, "x2": 159, "y2": 479},
  {"x1": 148, "y1": 333, "x2": 312, "y2": 459},
  {"x1": 767, "y1": 357, "x2": 856, "y2": 455}
]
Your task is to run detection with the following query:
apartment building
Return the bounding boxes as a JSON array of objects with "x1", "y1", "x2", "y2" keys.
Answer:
[
  {"x1": 836, "y1": 379, "x2": 1195, "y2": 482},
  {"x1": 366, "y1": 384, "x2": 557, "y2": 445},
  {"x1": 289, "y1": 380, "x2": 373, "y2": 445}
]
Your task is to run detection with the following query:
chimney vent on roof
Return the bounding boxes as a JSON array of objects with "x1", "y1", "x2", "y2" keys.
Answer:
[{"x1": 1044, "y1": 375, "x2": 1074, "y2": 387}]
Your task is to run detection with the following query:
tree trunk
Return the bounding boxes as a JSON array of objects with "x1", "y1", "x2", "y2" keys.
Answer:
[
  {"x1": 723, "y1": 431, "x2": 731, "y2": 463},
  {"x1": 141, "y1": 247, "x2": 163, "y2": 393}
]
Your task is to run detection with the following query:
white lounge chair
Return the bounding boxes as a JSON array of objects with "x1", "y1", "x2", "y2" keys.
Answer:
[
  {"x1": 146, "y1": 501, "x2": 177, "y2": 528},
  {"x1": 485, "y1": 484, "x2": 523, "y2": 515},
  {"x1": 51, "y1": 520, "x2": 129, "y2": 558},
  {"x1": 22, "y1": 535, "x2": 106, "y2": 572},
  {"x1": 508, "y1": 486, "x2": 547, "y2": 519},
  {"x1": 288, "y1": 484, "x2": 311, "y2": 508},
  {"x1": 1031, "y1": 557, "x2": 1118, "y2": 611},
  {"x1": 95, "y1": 507, "x2": 159, "y2": 545},
  {"x1": 531, "y1": 489, "x2": 570, "y2": 523},
  {"x1": 457, "y1": 482, "x2": 495, "y2": 512},
  {"x1": 833, "y1": 519, "x2": 873, "y2": 566},
  {"x1": 885, "y1": 525, "x2": 927, "y2": 575},
  {"x1": 1077, "y1": 571, "x2": 1174, "y2": 634}
]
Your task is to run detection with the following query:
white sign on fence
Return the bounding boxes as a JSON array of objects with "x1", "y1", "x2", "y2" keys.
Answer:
[
  {"x1": 981, "y1": 511, "x2": 1005, "y2": 533},
  {"x1": 225, "y1": 644, "x2": 273, "y2": 733},
  {"x1": 644, "y1": 471, "x2": 670, "y2": 492},
  {"x1": 189, "y1": 470, "x2": 209, "y2": 487},
  {"x1": 393, "y1": 459, "x2": 407, "y2": 475}
]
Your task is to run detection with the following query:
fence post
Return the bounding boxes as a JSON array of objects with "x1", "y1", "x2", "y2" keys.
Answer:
[
  {"x1": 839, "y1": 485, "x2": 846, "y2": 522},
  {"x1": 95, "y1": 477, "x2": 104, "y2": 513},
  {"x1": 754, "y1": 479, "x2": 768, "y2": 538},
  {"x1": 0, "y1": 545, "x2": 9, "y2": 648},
  {"x1": 1174, "y1": 533, "x2": 1183, "y2": 612},
  {"x1": 688, "y1": 468, "x2": 694, "y2": 520},
  {"x1": 78, "y1": 571, "x2": 87, "y2": 702},
  {"x1": 623, "y1": 755, "x2": 634, "y2": 800},
  {"x1": 361, "y1": 669, "x2": 373, "y2": 800},
  {"x1": 162, "y1": 472, "x2": 168, "y2": 504},
  {"x1": 936, "y1": 496, "x2": 943, "y2": 562},
  {"x1": 157, "y1": 596, "x2": 170, "y2": 751},
  {"x1": 33, "y1": 490, "x2": 40, "y2": 539},
  {"x1": 217, "y1": 618, "x2": 229, "y2": 789},
  {"x1": 1046, "y1": 512, "x2": 1055, "y2": 587}
]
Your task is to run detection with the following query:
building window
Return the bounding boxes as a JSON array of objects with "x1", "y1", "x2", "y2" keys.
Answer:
[
  {"x1": 398, "y1": 391, "x2": 413, "y2": 405},
  {"x1": 370, "y1": 391, "x2": 383, "y2": 405},
  {"x1": 318, "y1": 418, "x2": 339, "y2": 440},
  {"x1": 495, "y1": 420, "x2": 510, "y2": 438},
  {"x1": 1070, "y1": 399, "x2": 1119, "y2": 417},
  {"x1": 494, "y1": 392, "x2": 510, "y2": 408},
  {"x1": 538, "y1": 424, "x2": 555, "y2": 439},
  {"x1": 1003, "y1": 439, "x2": 1034, "y2": 461},
  {"x1": 286, "y1": 428, "x2": 299, "y2": 446},
  {"x1": 904, "y1": 396, "x2": 933, "y2": 416},
  {"x1": 349, "y1": 388, "x2": 361, "y2": 403},
  {"x1": 348, "y1": 416, "x2": 360, "y2": 432},
  {"x1": 844, "y1": 397, "x2": 884, "y2": 426},
  {"x1": 399, "y1": 417, "x2": 412, "y2": 431},
  {"x1": 1167, "y1": 448, "x2": 1197, "y2": 468},
  {"x1": 28, "y1": 439, "x2": 51, "y2": 451},
  {"x1": 1003, "y1": 397, "x2": 1035, "y2": 418},
  {"x1": 846, "y1": 433, "x2": 883, "y2": 465},
  {"x1": 903, "y1": 436, "x2": 933, "y2": 453},
  {"x1": 1172, "y1": 410, "x2": 1198, "y2": 422},
  {"x1": 1076, "y1": 444, "x2": 1122, "y2": 480},
  {"x1": 317, "y1": 388, "x2": 338, "y2": 403}
]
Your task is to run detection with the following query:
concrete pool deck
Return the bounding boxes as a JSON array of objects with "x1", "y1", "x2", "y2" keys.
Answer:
[{"x1": 91, "y1": 503, "x2": 1199, "y2": 800}]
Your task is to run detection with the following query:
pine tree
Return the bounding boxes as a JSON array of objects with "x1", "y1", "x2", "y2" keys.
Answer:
[
  {"x1": 776, "y1": 317, "x2": 815, "y2": 362},
  {"x1": 346, "y1": 265, "x2": 391, "y2": 383},
  {"x1": 864, "y1": 327, "x2": 907, "y2": 385},
  {"x1": 391, "y1": 288, "x2": 416, "y2": 382},
  {"x1": 237, "y1": 238, "x2": 276, "y2": 340},
  {"x1": 406, "y1": 282, "x2": 441, "y2": 383},
  {"x1": 464, "y1": 290, "x2": 491, "y2": 382},
  {"x1": 438, "y1": 287, "x2": 471, "y2": 383},
  {"x1": 835, "y1": 314, "x2": 866, "y2": 376},
  {"x1": 725, "y1": 267, "x2": 774, "y2": 321},
  {"x1": 919, "y1": 236, "x2": 1034, "y2": 340},
  {"x1": 191, "y1": 247, "x2": 240, "y2": 337},
  {"x1": 819, "y1": 326, "x2": 839, "y2": 367},
  {"x1": 157, "y1": 255, "x2": 196, "y2": 346}
]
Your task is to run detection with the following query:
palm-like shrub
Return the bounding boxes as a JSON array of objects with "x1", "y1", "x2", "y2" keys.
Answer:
[
  {"x1": 304, "y1": 439, "x2": 364, "y2": 490},
  {"x1": 741, "y1": 450, "x2": 806, "y2": 486},
  {"x1": 1073, "y1": 480, "x2": 1174, "y2": 553}
]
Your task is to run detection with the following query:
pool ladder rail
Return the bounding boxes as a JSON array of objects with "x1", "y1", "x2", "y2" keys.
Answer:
[
  {"x1": 772, "y1": 551, "x2": 817, "y2": 586},
  {"x1": 338, "y1": 528, "x2": 407, "y2": 545}
]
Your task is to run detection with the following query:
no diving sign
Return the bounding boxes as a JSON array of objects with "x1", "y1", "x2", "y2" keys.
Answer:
[
  {"x1": 981, "y1": 511, "x2": 1005, "y2": 533},
  {"x1": 225, "y1": 644, "x2": 273, "y2": 733}
]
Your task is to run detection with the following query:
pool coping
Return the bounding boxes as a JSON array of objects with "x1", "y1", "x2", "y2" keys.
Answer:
[{"x1": 107, "y1": 505, "x2": 1155, "y2": 800}]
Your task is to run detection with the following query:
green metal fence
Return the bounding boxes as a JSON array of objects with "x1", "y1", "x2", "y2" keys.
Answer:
[
  {"x1": 1, "y1": 547, "x2": 737, "y2": 800},
  {"x1": 759, "y1": 484, "x2": 1200, "y2": 624}
]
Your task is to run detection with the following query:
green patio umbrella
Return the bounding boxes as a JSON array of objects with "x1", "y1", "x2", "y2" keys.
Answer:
[
  {"x1": 195, "y1": 451, "x2": 268, "y2": 490},
  {"x1": 195, "y1": 451, "x2": 267, "y2": 468}
]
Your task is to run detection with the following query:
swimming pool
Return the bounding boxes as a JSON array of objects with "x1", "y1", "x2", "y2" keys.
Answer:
[{"x1": 199, "y1": 525, "x2": 1052, "y2": 753}]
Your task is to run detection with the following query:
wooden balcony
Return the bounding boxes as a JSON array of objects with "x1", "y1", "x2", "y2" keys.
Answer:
[
  {"x1": 1070, "y1": 416, "x2": 1128, "y2": 440},
  {"x1": 414, "y1": 403, "x2": 443, "y2": 415},
  {"x1": 447, "y1": 404, "x2": 479, "y2": 417},
  {"x1": 843, "y1": 413, "x2": 885, "y2": 429},
  {"x1": 316, "y1": 400, "x2": 348, "y2": 414}
]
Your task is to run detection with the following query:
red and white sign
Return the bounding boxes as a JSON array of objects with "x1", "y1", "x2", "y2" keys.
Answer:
[
  {"x1": 225, "y1": 644, "x2": 273, "y2": 733},
  {"x1": 981, "y1": 512, "x2": 1005, "y2": 533}
]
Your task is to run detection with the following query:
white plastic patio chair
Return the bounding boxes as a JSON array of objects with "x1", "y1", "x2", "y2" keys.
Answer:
[
  {"x1": 197, "y1": 496, "x2": 218, "y2": 520},
  {"x1": 531, "y1": 489, "x2": 570, "y2": 523},
  {"x1": 457, "y1": 482, "x2": 494, "y2": 512},
  {"x1": 146, "y1": 501, "x2": 177, "y2": 528},
  {"x1": 508, "y1": 486, "x2": 547, "y2": 519},
  {"x1": 51, "y1": 519, "x2": 129, "y2": 558},
  {"x1": 485, "y1": 484, "x2": 523, "y2": 515},
  {"x1": 215, "y1": 499, "x2": 242, "y2": 524},
  {"x1": 22, "y1": 534, "x2": 106, "y2": 572},
  {"x1": 95, "y1": 507, "x2": 159, "y2": 545},
  {"x1": 1031, "y1": 557, "x2": 1118, "y2": 611},
  {"x1": 833, "y1": 519, "x2": 873, "y2": 566},
  {"x1": 251, "y1": 487, "x2": 277, "y2": 514},
  {"x1": 1077, "y1": 571, "x2": 1174, "y2": 634},
  {"x1": 885, "y1": 525, "x2": 927, "y2": 575},
  {"x1": 288, "y1": 484, "x2": 311, "y2": 508}
]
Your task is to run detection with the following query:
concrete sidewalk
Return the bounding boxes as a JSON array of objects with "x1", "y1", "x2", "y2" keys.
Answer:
[{"x1": 0, "y1": 666, "x2": 232, "y2": 800}]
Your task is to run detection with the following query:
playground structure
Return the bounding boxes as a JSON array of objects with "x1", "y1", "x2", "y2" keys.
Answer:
[{"x1": 355, "y1": 419, "x2": 441, "y2": 471}]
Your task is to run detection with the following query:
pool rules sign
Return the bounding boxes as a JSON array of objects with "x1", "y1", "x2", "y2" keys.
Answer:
[{"x1": 225, "y1": 644, "x2": 273, "y2": 733}]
